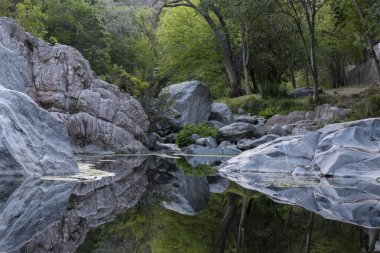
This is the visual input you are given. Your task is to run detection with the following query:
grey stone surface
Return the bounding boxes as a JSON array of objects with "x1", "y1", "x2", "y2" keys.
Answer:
[
  {"x1": 265, "y1": 111, "x2": 306, "y2": 130},
  {"x1": 218, "y1": 140, "x2": 233, "y2": 148},
  {"x1": 219, "y1": 118, "x2": 380, "y2": 179},
  {"x1": 160, "y1": 80, "x2": 212, "y2": 128},
  {"x1": 195, "y1": 137, "x2": 218, "y2": 148},
  {"x1": 346, "y1": 43, "x2": 380, "y2": 85},
  {"x1": 161, "y1": 170, "x2": 210, "y2": 216},
  {"x1": 0, "y1": 85, "x2": 78, "y2": 176},
  {"x1": 0, "y1": 44, "x2": 29, "y2": 92},
  {"x1": 217, "y1": 122, "x2": 265, "y2": 143},
  {"x1": 237, "y1": 138, "x2": 256, "y2": 151},
  {"x1": 12, "y1": 156, "x2": 149, "y2": 253},
  {"x1": 235, "y1": 115, "x2": 259, "y2": 124},
  {"x1": 207, "y1": 120, "x2": 226, "y2": 129},
  {"x1": 269, "y1": 124, "x2": 287, "y2": 136},
  {"x1": 288, "y1": 87, "x2": 315, "y2": 98},
  {"x1": 217, "y1": 172, "x2": 380, "y2": 228},
  {"x1": 154, "y1": 142, "x2": 180, "y2": 152},
  {"x1": 315, "y1": 104, "x2": 350, "y2": 122},
  {"x1": 209, "y1": 102, "x2": 234, "y2": 124},
  {"x1": 0, "y1": 17, "x2": 149, "y2": 153}
]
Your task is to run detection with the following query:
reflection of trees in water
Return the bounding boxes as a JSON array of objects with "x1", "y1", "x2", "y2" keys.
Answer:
[{"x1": 212, "y1": 189, "x2": 367, "y2": 253}]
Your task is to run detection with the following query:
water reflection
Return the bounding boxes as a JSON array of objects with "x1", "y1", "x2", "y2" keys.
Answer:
[{"x1": 2, "y1": 155, "x2": 380, "y2": 252}]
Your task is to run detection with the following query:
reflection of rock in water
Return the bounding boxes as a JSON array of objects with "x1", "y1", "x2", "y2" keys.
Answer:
[
  {"x1": 147, "y1": 158, "x2": 210, "y2": 216},
  {"x1": 222, "y1": 174, "x2": 380, "y2": 229},
  {"x1": 10, "y1": 156, "x2": 150, "y2": 253},
  {"x1": 0, "y1": 178, "x2": 74, "y2": 253}
]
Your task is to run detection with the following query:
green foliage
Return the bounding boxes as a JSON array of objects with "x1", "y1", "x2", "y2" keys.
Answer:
[
  {"x1": 156, "y1": 6, "x2": 227, "y2": 97},
  {"x1": 258, "y1": 106, "x2": 280, "y2": 118},
  {"x1": 0, "y1": 0, "x2": 14, "y2": 17},
  {"x1": 102, "y1": 64, "x2": 149, "y2": 96},
  {"x1": 350, "y1": 95, "x2": 380, "y2": 120},
  {"x1": 176, "y1": 124, "x2": 218, "y2": 148},
  {"x1": 175, "y1": 158, "x2": 216, "y2": 176},
  {"x1": 16, "y1": 0, "x2": 47, "y2": 39},
  {"x1": 260, "y1": 82, "x2": 288, "y2": 100},
  {"x1": 219, "y1": 95, "x2": 311, "y2": 116}
]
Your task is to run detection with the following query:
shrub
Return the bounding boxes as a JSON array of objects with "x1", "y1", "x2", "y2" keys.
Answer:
[
  {"x1": 260, "y1": 82, "x2": 288, "y2": 99},
  {"x1": 176, "y1": 124, "x2": 218, "y2": 148},
  {"x1": 350, "y1": 95, "x2": 380, "y2": 120},
  {"x1": 258, "y1": 106, "x2": 280, "y2": 118}
]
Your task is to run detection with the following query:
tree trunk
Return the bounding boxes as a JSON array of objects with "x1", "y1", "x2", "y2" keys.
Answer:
[
  {"x1": 249, "y1": 68, "x2": 259, "y2": 93},
  {"x1": 288, "y1": 62, "x2": 297, "y2": 89},
  {"x1": 212, "y1": 193, "x2": 239, "y2": 253},
  {"x1": 353, "y1": 0, "x2": 380, "y2": 87},
  {"x1": 242, "y1": 28, "x2": 252, "y2": 95}
]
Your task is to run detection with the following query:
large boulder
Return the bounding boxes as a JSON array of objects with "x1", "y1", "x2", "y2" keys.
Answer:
[
  {"x1": 314, "y1": 104, "x2": 350, "y2": 123},
  {"x1": 0, "y1": 17, "x2": 149, "y2": 153},
  {"x1": 160, "y1": 80, "x2": 212, "y2": 128},
  {"x1": 0, "y1": 86, "x2": 78, "y2": 176},
  {"x1": 217, "y1": 122, "x2": 265, "y2": 143},
  {"x1": 346, "y1": 43, "x2": 380, "y2": 85},
  {"x1": 219, "y1": 118, "x2": 380, "y2": 179},
  {"x1": 209, "y1": 102, "x2": 234, "y2": 124}
]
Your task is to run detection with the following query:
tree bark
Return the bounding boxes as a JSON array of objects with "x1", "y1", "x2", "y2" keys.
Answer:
[
  {"x1": 249, "y1": 68, "x2": 259, "y2": 93},
  {"x1": 242, "y1": 27, "x2": 252, "y2": 95},
  {"x1": 353, "y1": 0, "x2": 380, "y2": 87},
  {"x1": 212, "y1": 193, "x2": 239, "y2": 253}
]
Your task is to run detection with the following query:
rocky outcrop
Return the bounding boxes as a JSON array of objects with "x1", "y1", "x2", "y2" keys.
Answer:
[
  {"x1": 0, "y1": 86, "x2": 78, "y2": 176},
  {"x1": 219, "y1": 118, "x2": 380, "y2": 179},
  {"x1": 0, "y1": 17, "x2": 148, "y2": 153},
  {"x1": 157, "y1": 80, "x2": 212, "y2": 132}
]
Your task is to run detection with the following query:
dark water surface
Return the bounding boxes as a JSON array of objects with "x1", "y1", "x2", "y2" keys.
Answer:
[{"x1": 1, "y1": 154, "x2": 380, "y2": 253}]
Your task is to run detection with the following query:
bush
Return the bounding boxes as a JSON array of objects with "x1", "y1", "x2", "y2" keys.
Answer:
[
  {"x1": 176, "y1": 124, "x2": 218, "y2": 148},
  {"x1": 260, "y1": 82, "x2": 288, "y2": 99},
  {"x1": 350, "y1": 95, "x2": 380, "y2": 120},
  {"x1": 258, "y1": 106, "x2": 280, "y2": 118}
]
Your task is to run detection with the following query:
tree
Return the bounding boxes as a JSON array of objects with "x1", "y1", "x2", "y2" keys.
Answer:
[
  {"x1": 156, "y1": 0, "x2": 243, "y2": 97},
  {"x1": 352, "y1": 0, "x2": 380, "y2": 87},
  {"x1": 278, "y1": 0, "x2": 327, "y2": 102}
]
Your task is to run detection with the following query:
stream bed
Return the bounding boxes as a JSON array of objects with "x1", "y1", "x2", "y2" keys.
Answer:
[{"x1": 1, "y1": 154, "x2": 380, "y2": 253}]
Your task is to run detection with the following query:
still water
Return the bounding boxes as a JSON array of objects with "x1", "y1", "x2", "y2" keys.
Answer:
[{"x1": 1, "y1": 154, "x2": 380, "y2": 253}]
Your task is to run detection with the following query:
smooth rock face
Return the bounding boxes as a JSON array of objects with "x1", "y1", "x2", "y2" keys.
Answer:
[
  {"x1": 0, "y1": 44, "x2": 29, "y2": 92},
  {"x1": 209, "y1": 102, "x2": 234, "y2": 124},
  {"x1": 0, "y1": 17, "x2": 149, "y2": 153},
  {"x1": 160, "y1": 80, "x2": 212, "y2": 128},
  {"x1": 218, "y1": 122, "x2": 265, "y2": 143},
  {"x1": 288, "y1": 87, "x2": 314, "y2": 98},
  {"x1": 0, "y1": 86, "x2": 78, "y2": 176},
  {"x1": 219, "y1": 118, "x2": 380, "y2": 179}
]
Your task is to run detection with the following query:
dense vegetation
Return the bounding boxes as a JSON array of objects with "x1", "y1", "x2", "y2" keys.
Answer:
[{"x1": 1, "y1": 0, "x2": 379, "y2": 104}]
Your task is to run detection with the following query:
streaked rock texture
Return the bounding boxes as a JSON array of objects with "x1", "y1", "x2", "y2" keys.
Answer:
[
  {"x1": 209, "y1": 102, "x2": 234, "y2": 124},
  {"x1": 158, "y1": 80, "x2": 212, "y2": 131},
  {"x1": 8, "y1": 156, "x2": 149, "y2": 253},
  {"x1": 0, "y1": 86, "x2": 78, "y2": 176},
  {"x1": 219, "y1": 118, "x2": 380, "y2": 179},
  {"x1": 0, "y1": 17, "x2": 148, "y2": 153}
]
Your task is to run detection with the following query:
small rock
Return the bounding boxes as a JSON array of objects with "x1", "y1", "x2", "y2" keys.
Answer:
[
  {"x1": 269, "y1": 124, "x2": 287, "y2": 136},
  {"x1": 207, "y1": 120, "x2": 226, "y2": 129},
  {"x1": 195, "y1": 137, "x2": 218, "y2": 148},
  {"x1": 209, "y1": 102, "x2": 234, "y2": 124},
  {"x1": 164, "y1": 133, "x2": 177, "y2": 143},
  {"x1": 190, "y1": 134, "x2": 201, "y2": 143},
  {"x1": 154, "y1": 142, "x2": 180, "y2": 152},
  {"x1": 218, "y1": 141, "x2": 233, "y2": 148},
  {"x1": 218, "y1": 122, "x2": 265, "y2": 143},
  {"x1": 237, "y1": 138, "x2": 256, "y2": 151},
  {"x1": 235, "y1": 115, "x2": 258, "y2": 124}
]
